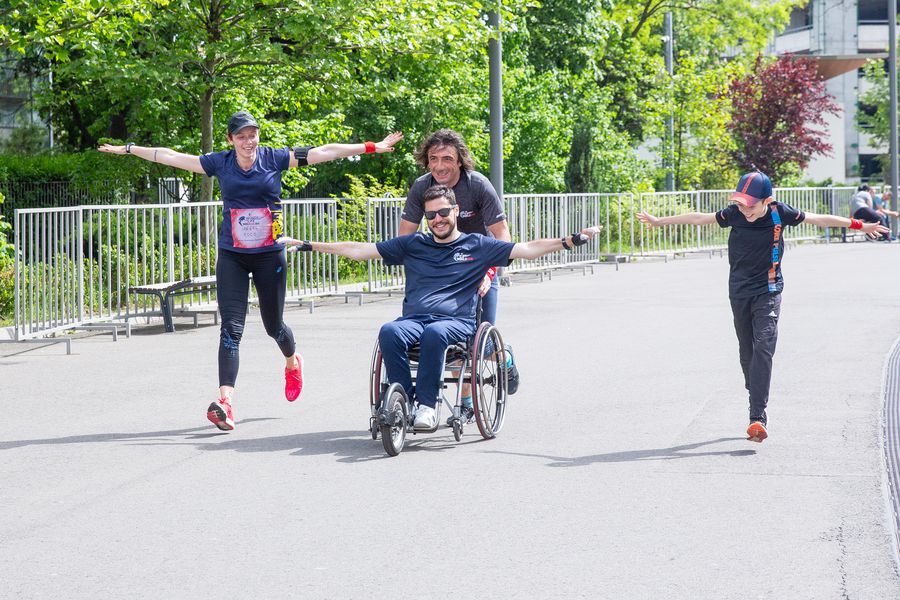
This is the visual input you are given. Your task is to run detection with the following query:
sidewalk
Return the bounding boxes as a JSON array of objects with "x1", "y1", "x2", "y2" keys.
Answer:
[{"x1": 1, "y1": 242, "x2": 899, "y2": 599}]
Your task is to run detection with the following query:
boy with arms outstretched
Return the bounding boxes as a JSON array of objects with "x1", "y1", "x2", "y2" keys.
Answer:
[{"x1": 638, "y1": 171, "x2": 887, "y2": 442}]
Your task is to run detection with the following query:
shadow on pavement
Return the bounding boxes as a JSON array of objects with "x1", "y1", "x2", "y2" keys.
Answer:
[
  {"x1": 1, "y1": 420, "x2": 487, "y2": 463},
  {"x1": 487, "y1": 436, "x2": 755, "y2": 467},
  {"x1": 194, "y1": 429, "x2": 485, "y2": 462},
  {"x1": 0, "y1": 419, "x2": 276, "y2": 450}
]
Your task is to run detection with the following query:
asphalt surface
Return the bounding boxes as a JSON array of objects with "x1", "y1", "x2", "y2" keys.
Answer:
[{"x1": 2, "y1": 242, "x2": 900, "y2": 599}]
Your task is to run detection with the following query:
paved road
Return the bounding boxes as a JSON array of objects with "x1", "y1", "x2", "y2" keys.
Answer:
[{"x1": 2, "y1": 242, "x2": 900, "y2": 599}]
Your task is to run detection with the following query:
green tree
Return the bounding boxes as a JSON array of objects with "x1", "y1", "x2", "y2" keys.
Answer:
[
  {"x1": 857, "y1": 61, "x2": 891, "y2": 143},
  {"x1": 728, "y1": 55, "x2": 839, "y2": 183},
  {"x1": 0, "y1": 190, "x2": 13, "y2": 321},
  {"x1": 667, "y1": 55, "x2": 740, "y2": 190},
  {"x1": 36, "y1": 1, "x2": 522, "y2": 201},
  {"x1": 0, "y1": 1, "x2": 161, "y2": 59},
  {"x1": 857, "y1": 60, "x2": 897, "y2": 181}
]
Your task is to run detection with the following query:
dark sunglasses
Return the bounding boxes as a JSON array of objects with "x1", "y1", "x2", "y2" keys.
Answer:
[{"x1": 424, "y1": 207, "x2": 454, "y2": 220}]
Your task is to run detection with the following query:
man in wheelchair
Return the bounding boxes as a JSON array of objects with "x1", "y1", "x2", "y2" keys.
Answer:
[{"x1": 280, "y1": 184, "x2": 600, "y2": 430}]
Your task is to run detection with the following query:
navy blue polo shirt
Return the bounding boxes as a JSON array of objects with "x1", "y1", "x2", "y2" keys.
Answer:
[
  {"x1": 199, "y1": 146, "x2": 290, "y2": 253},
  {"x1": 715, "y1": 202, "x2": 805, "y2": 298},
  {"x1": 376, "y1": 232, "x2": 515, "y2": 319}
]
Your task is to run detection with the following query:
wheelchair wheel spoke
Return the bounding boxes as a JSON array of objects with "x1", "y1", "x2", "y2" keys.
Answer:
[{"x1": 472, "y1": 324, "x2": 508, "y2": 439}]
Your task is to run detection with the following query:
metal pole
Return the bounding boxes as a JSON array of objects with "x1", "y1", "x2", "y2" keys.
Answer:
[
  {"x1": 664, "y1": 12, "x2": 675, "y2": 192},
  {"x1": 488, "y1": 8, "x2": 503, "y2": 201},
  {"x1": 890, "y1": 0, "x2": 899, "y2": 234},
  {"x1": 48, "y1": 63, "x2": 54, "y2": 150}
]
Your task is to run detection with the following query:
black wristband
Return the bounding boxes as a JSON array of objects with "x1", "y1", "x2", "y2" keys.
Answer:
[
  {"x1": 125, "y1": 142, "x2": 134, "y2": 154},
  {"x1": 298, "y1": 240, "x2": 313, "y2": 252},
  {"x1": 561, "y1": 236, "x2": 571, "y2": 250},
  {"x1": 571, "y1": 232, "x2": 588, "y2": 247},
  {"x1": 293, "y1": 146, "x2": 312, "y2": 166}
]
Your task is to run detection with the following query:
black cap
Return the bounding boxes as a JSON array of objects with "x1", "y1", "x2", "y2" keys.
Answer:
[{"x1": 227, "y1": 110, "x2": 259, "y2": 135}]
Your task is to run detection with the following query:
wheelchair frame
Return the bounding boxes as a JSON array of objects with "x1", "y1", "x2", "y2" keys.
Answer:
[{"x1": 368, "y1": 321, "x2": 510, "y2": 456}]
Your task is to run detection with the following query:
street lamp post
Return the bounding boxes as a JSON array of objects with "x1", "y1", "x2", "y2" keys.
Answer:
[
  {"x1": 890, "y1": 0, "x2": 898, "y2": 230},
  {"x1": 488, "y1": 8, "x2": 503, "y2": 201},
  {"x1": 664, "y1": 12, "x2": 675, "y2": 192}
]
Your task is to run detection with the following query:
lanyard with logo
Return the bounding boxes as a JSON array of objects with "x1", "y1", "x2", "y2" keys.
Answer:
[{"x1": 767, "y1": 205, "x2": 782, "y2": 292}]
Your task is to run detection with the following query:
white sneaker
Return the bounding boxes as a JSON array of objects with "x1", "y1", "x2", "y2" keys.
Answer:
[{"x1": 413, "y1": 404, "x2": 437, "y2": 430}]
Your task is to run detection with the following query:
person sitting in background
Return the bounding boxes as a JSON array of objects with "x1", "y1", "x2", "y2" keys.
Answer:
[
  {"x1": 850, "y1": 185, "x2": 891, "y2": 242},
  {"x1": 873, "y1": 190, "x2": 898, "y2": 238}
]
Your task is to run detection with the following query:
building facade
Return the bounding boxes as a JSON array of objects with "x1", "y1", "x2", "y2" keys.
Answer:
[{"x1": 772, "y1": 0, "x2": 894, "y2": 183}]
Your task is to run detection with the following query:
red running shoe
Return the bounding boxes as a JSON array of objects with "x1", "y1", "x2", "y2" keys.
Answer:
[
  {"x1": 207, "y1": 398, "x2": 235, "y2": 431},
  {"x1": 746, "y1": 421, "x2": 768, "y2": 443},
  {"x1": 285, "y1": 353, "x2": 304, "y2": 401}
]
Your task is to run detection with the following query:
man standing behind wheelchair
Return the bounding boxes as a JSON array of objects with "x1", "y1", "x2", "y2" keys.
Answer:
[
  {"x1": 399, "y1": 129, "x2": 520, "y2": 412},
  {"x1": 280, "y1": 185, "x2": 600, "y2": 430}
]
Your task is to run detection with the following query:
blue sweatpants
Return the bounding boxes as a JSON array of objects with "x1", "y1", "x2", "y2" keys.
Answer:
[{"x1": 378, "y1": 315, "x2": 476, "y2": 408}]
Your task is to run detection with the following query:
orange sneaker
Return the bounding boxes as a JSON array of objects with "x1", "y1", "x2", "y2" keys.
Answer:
[
  {"x1": 285, "y1": 353, "x2": 304, "y2": 401},
  {"x1": 207, "y1": 398, "x2": 235, "y2": 431},
  {"x1": 747, "y1": 421, "x2": 768, "y2": 443}
]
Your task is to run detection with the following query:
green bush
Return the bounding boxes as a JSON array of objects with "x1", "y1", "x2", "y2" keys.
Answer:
[
  {"x1": 333, "y1": 174, "x2": 405, "y2": 282},
  {"x1": 0, "y1": 191, "x2": 13, "y2": 323}
]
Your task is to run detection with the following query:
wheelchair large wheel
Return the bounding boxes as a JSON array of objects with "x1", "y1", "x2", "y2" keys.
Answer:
[
  {"x1": 369, "y1": 341, "x2": 388, "y2": 439},
  {"x1": 470, "y1": 322, "x2": 508, "y2": 439},
  {"x1": 380, "y1": 382, "x2": 409, "y2": 456}
]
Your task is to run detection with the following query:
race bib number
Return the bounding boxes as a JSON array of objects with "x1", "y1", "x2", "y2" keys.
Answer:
[{"x1": 231, "y1": 207, "x2": 274, "y2": 249}]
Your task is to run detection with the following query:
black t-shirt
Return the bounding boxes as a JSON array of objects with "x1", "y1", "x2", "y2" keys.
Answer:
[
  {"x1": 402, "y1": 170, "x2": 506, "y2": 235},
  {"x1": 715, "y1": 202, "x2": 805, "y2": 298}
]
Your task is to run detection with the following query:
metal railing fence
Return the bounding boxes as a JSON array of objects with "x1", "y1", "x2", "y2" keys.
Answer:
[
  {"x1": 13, "y1": 199, "x2": 339, "y2": 340},
  {"x1": 10, "y1": 187, "x2": 859, "y2": 340},
  {"x1": 637, "y1": 187, "x2": 857, "y2": 256},
  {"x1": 505, "y1": 192, "x2": 634, "y2": 271},
  {"x1": 1, "y1": 181, "x2": 133, "y2": 222},
  {"x1": 366, "y1": 198, "x2": 407, "y2": 293}
]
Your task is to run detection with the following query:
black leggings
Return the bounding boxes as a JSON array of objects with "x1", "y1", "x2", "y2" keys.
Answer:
[{"x1": 216, "y1": 249, "x2": 296, "y2": 387}]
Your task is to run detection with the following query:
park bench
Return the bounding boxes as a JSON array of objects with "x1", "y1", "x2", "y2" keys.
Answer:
[{"x1": 128, "y1": 276, "x2": 218, "y2": 333}]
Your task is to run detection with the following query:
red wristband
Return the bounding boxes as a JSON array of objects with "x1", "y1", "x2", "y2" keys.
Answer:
[
  {"x1": 849, "y1": 218, "x2": 863, "y2": 230},
  {"x1": 485, "y1": 267, "x2": 497, "y2": 281},
  {"x1": 364, "y1": 141, "x2": 376, "y2": 154}
]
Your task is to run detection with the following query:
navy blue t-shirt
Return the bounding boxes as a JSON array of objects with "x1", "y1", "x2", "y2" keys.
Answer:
[
  {"x1": 715, "y1": 202, "x2": 805, "y2": 298},
  {"x1": 199, "y1": 146, "x2": 290, "y2": 253},
  {"x1": 376, "y1": 232, "x2": 515, "y2": 319}
]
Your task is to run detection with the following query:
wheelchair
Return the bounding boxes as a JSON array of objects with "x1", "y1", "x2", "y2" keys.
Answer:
[{"x1": 368, "y1": 319, "x2": 510, "y2": 457}]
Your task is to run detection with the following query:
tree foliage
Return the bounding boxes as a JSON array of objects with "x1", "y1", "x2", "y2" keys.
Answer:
[
  {"x1": 1, "y1": 0, "x2": 808, "y2": 199},
  {"x1": 857, "y1": 60, "x2": 891, "y2": 147},
  {"x1": 0, "y1": 190, "x2": 13, "y2": 321},
  {"x1": 29, "y1": 1, "x2": 531, "y2": 199},
  {"x1": 727, "y1": 55, "x2": 839, "y2": 184},
  {"x1": 0, "y1": 1, "x2": 162, "y2": 59}
]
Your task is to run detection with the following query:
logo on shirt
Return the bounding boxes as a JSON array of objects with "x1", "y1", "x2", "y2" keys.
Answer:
[
  {"x1": 453, "y1": 252, "x2": 475, "y2": 262},
  {"x1": 237, "y1": 214, "x2": 266, "y2": 227},
  {"x1": 459, "y1": 210, "x2": 475, "y2": 219}
]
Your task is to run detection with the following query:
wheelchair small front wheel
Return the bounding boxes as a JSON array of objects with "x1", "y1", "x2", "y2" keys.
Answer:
[
  {"x1": 379, "y1": 383, "x2": 409, "y2": 456},
  {"x1": 452, "y1": 418, "x2": 463, "y2": 442}
]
